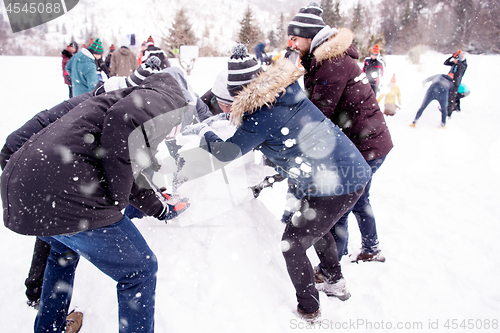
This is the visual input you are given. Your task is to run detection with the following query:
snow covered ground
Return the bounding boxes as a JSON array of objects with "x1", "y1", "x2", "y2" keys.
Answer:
[{"x1": 1, "y1": 52, "x2": 499, "y2": 332}]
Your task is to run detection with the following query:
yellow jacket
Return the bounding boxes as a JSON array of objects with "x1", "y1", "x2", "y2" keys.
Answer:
[{"x1": 377, "y1": 85, "x2": 401, "y2": 105}]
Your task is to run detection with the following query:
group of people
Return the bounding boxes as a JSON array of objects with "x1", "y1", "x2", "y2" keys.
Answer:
[
  {"x1": 12, "y1": 2, "x2": 484, "y2": 331},
  {"x1": 61, "y1": 35, "x2": 170, "y2": 99}
]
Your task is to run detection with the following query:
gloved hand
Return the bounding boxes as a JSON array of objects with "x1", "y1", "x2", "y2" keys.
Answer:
[
  {"x1": 181, "y1": 122, "x2": 210, "y2": 136},
  {"x1": 156, "y1": 200, "x2": 190, "y2": 221},
  {"x1": 202, "y1": 113, "x2": 229, "y2": 126}
]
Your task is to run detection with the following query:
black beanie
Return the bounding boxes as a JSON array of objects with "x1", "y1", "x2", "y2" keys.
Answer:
[
  {"x1": 287, "y1": 2, "x2": 326, "y2": 39},
  {"x1": 227, "y1": 44, "x2": 262, "y2": 97}
]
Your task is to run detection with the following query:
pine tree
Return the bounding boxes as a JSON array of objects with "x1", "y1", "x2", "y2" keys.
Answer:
[
  {"x1": 166, "y1": 7, "x2": 198, "y2": 52},
  {"x1": 321, "y1": 0, "x2": 336, "y2": 27},
  {"x1": 276, "y1": 13, "x2": 287, "y2": 48},
  {"x1": 238, "y1": 6, "x2": 259, "y2": 48}
]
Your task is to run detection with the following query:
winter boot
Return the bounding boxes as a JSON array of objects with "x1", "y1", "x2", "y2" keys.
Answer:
[
  {"x1": 318, "y1": 278, "x2": 351, "y2": 301},
  {"x1": 296, "y1": 305, "x2": 321, "y2": 323},
  {"x1": 314, "y1": 266, "x2": 351, "y2": 301},
  {"x1": 351, "y1": 250, "x2": 386, "y2": 263},
  {"x1": 64, "y1": 310, "x2": 83, "y2": 333}
]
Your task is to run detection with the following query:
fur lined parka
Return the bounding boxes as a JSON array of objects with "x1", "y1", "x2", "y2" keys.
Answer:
[
  {"x1": 301, "y1": 27, "x2": 393, "y2": 161},
  {"x1": 201, "y1": 59, "x2": 371, "y2": 197}
]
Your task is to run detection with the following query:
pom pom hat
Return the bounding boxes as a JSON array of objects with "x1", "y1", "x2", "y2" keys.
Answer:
[
  {"x1": 146, "y1": 36, "x2": 155, "y2": 47},
  {"x1": 227, "y1": 44, "x2": 262, "y2": 97},
  {"x1": 88, "y1": 38, "x2": 104, "y2": 55},
  {"x1": 287, "y1": 2, "x2": 326, "y2": 39},
  {"x1": 371, "y1": 44, "x2": 380, "y2": 55}
]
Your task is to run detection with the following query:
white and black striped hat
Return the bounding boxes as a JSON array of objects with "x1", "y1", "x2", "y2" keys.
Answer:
[
  {"x1": 227, "y1": 44, "x2": 262, "y2": 97},
  {"x1": 287, "y1": 2, "x2": 325, "y2": 39},
  {"x1": 126, "y1": 56, "x2": 161, "y2": 87}
]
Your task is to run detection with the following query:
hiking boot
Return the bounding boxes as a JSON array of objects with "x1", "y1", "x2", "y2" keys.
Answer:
[
  {"x1": 64, "y1": 310, "x2": 83, "y2": 333},
  {"x1": 352, "y1": 250, "x2": 386, "y2": 263},
  {"x1": 319, "y1": 278, "x2": 351, "y2": 301},
  {"x1": 296, "y1": 305, "x2": 321, "y2": 323}
]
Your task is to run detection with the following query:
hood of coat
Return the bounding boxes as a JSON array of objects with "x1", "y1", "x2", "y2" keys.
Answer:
[
  {"x1": 312, "y1": 27, "x2": 356, "y2": 64},
  {"x1": 230, "y1": 58, "x2": 304, "y2": 127},
  {"x1": 118, "y1": 46, "x2": 132, "y2": 56}
]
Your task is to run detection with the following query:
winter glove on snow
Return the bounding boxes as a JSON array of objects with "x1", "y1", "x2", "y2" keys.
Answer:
[
  {"x1": 202, "y1": 113, "x2": 229, "y2": 126},
  {"x1": 181, "y1": 123, "x2": 210, "y2": 136}
]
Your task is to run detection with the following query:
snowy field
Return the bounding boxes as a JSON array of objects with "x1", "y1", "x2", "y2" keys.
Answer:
[{"x1": 1, "y1": 52, "x2": 500, "y2": 332}]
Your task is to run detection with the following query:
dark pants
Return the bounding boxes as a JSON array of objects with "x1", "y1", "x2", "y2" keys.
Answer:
[
  {"x1": 25, "y1": 238, "x2": 51, "y2": 304},
  {"x1": 414, "y1": 84, "x2": 449, "y2": 125},
  {"x1": 281, "y1": 188, "x2": 364, "y2": 313},
  {"x1": 332, "y1": 156, "x2": 386, "y2": 259}
]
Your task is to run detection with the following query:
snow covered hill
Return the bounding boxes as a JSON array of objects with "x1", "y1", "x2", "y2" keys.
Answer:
[{"x1": 1, "y1": 52, "x2": 500, "y2": 332}]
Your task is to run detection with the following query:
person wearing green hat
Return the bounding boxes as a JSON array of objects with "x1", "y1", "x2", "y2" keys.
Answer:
[{"x1": 66, "y1": 38, "x2": 104, "y2": 96}]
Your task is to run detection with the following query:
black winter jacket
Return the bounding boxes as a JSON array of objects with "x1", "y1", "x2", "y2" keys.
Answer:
[{"x1": 2, "y1": 73, "x2": 187, "y2": 236}]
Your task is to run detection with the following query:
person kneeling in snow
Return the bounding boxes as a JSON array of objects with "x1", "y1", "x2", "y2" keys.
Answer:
[
  {"x1": 182, "y1": 45, "x2": 371, "y2": 322},
  {"x1": 1, "y1": 71, "x2": 190, "y2": 333}
]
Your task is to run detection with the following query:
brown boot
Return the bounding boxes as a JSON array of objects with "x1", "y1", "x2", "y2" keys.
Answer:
[
  {"x1": 352, "y1": 251, "x2": 386, "y2": 263},
  {"x1": 297, "y1": 305, "x2": 321, "y2": 323},
  {"x1": 65, "y1": 310, "x2": 83, "y2": 333}
]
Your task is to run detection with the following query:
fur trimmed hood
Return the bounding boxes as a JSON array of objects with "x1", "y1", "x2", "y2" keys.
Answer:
[
  {"x1": 313, "y1": 27, "x2": 355, "y2": 64},
  {"x1": 230, "y1": 58, "x2": 304, "y2": 127}
]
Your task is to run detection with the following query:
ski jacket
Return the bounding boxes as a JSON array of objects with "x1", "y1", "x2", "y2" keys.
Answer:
[
  {"x1": 201, "y1": 59, "x2": 371, "y2": 197},
  {"x1": 423, "y1": 74, "x2": 454, "y2": 91},
  {"x1": 254, "y1": 43, "x2": 267, "y2": 57},
  {"x1": 110, "y1": 47, "x2": 137, "y2": 77},
  {"x1": 444, "y1": 56, "x2": 468, "y2": 88},
  {"x1": 301, "y1": 27, "x2": 393, "y2": 161},
  {"x1": 143, "y1": 45, "x2": 171, "y2": 70},
  {"x1": 363, "y1": 56, "x2": 385, "y2": 86},
  {"x1": 65, "y1": 49, "x2": 99, "y2": 96},
  {"x1": 2, "y1": 73, "x2": 187, "y2": 236}
]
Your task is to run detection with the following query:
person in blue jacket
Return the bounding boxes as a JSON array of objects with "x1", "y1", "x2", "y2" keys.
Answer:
[
  {"x1": 411, "y1": 73, "x2": 455, "y2": 128},
  {"x1": 182, "y1": 45, "x2": 371, "y2": 321},
  {"x1": 254, "y1": 39, "x2": 269, "y2": 64},
  {"x1": 65, "y1": 38, "x2": 103, "y2": 96}
]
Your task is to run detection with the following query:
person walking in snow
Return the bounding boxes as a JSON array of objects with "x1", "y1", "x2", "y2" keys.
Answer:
[
  {"x1": 1, "y1": 70, "x2": 191, "y2": 333},
  {"x1": 254, "y1": 39, "x2": 269, "y2": 65},
  {"x1": 288, "y1": 3, "x2": 393, "y2": 263},
  {"x1": 444, "y1": 49, "x2": 468, "y2": 116},
  {"x1": 110, "y1": 45, "x2": 137, "y2": 77},
  {"x1": 411, "y1": 73, "x2": 455, "y2": 128},
  {"x1": 61, "y1": 41, "x2": 78, "y2": 98},
  {"x1": 181, "y1": 45, "x2": 371, "y2": 322},
  {"x1": 377, "y1": 74, "x2": 402, "y2": 116},
  {"x1": 65, "y1": 38, "x2": 103, "y2": 96},
  {"x1": 363, "y1": 44, "x2": 386, "y2": 95}
]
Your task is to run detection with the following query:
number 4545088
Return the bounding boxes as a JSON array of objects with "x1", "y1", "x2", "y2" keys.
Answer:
[
  {"x1": 444, "y1": 319, "x2": 498, "y2": 330},
  {"x1": 5, "y1": 2, "x2": 62, "y2": 14}
]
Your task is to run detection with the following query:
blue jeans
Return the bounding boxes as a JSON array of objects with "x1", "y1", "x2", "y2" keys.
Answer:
[
  {"x1": 36, "y1": 217, "x2": 157, "y2": 333},
  {"x1": 414, "y1": 84, "x2": 449, "y2": 125},
  {"x1": 332, "y1": 156, "x2": 386, "y2": 259}
]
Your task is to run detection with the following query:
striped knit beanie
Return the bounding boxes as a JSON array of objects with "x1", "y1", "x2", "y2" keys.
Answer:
[
  {"x1": 126, "y1": 56, "x2": 161, "y2": 87},
  {"x1": 227, "y1": 44, "x2": 262, "y2": 97},
  {"x1": 287, "y1": 2, "x2": 325, "y2": 39},
  {"x1": 88, "y1": 38, "x2": 104, "y2": 55},
  {"x1": 146, "y1": 36, "x2": 155, "y2": 47}
]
